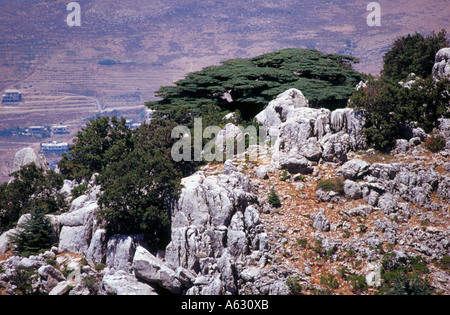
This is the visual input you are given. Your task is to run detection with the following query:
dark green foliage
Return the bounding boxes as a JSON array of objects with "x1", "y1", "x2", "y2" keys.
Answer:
[
  {"x1": 320, "y1": 273, "x2": 340, "y2": 291},
  {"x1": 10, "y1": 266, "x2": 40, "y2": 295},
  {"x1": 407, "y1": 77, "x2": 450, "y2": 133},
  {"x1": 9, "y1": 207, "x2": 54, "y2": 257},
  {"x1": 382, "y1": 29, "x2": 449, "y2": 81},
  {"x1": 350, "y1": 30, "x2": 450, "y2": 152},
  {"x1": 57, "y1": 115, "x2": 198, "y2": 249},
  {"x1": 347, "y1": 274, "x2": 369, "y2": 293},
  {"x1": 350, "y1": 78, "x2": 406, "y2": 152},
  {"x1": 148, "y1": 48, "x2": 362, "y2": 120},
  {"x1": 286, "y1": 276, "x2": 303, "y2": 295},
  {"x1": 378, "y1": 253, "x2": 434, "y2": 295},
  {"x1": 82, "y1": 275, "x2": 101, "y2": 295},
  {"x1": 350, "y1": 76, "x2": 450, "y2": 152},
  {"x1": 97, "y1": 119, "x2": 186, "y2": 249},
  {"x1": 0, "y1": 163, "x2": 67, "y2": 233},
  {"x1": 71, "y1": 183, "x2": 89, "y2": 201},
  {"x1": 59, "y1": 116, "x2": 133, "y2": 181},
  {"x1": 267, "y1": 187, "x2": 281, "y2": 208}
]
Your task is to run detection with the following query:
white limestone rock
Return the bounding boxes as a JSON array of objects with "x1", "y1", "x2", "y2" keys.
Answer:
[{"x1": 432, "y1": 48, "x2": 450, "y2": 80}]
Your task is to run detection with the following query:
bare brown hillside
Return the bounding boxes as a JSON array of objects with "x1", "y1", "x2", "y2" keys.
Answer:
[{"x1": 0, "y1": 0, "x2": 449, "y2": 182}]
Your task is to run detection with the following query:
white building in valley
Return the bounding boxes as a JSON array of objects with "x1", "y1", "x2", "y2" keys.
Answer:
[
  {"x1": 41, "y1": 141, "x2": 69, "y2": 152},
  {"x1": 2, "y1": 89, "x2": 22, "y2": 103}
]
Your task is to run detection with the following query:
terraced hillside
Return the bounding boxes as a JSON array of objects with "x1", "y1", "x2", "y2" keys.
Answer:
[{"x1": 0, "y1": 0, "x2": 449, "y2": 183}]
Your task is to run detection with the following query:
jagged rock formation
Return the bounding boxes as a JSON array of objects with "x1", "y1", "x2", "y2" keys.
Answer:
[
  {"x1": 432, "y1": 48, "x2": 450, "y2": 80},
  {"x1": 0, "y1": 160, "x2": 298, "y2": 295},
  {"x1": 440, "y1": 118, "x2": 450, "y2": 151},
  {"x1": 255, "y1": 88, "x2": 366, "y2": 173},
  {"x1": 161, "y1": 164, "x2": 296, "y2": 295},
  {"x1": 11, "y1": 147, "x2": 48, "y2": 174}
]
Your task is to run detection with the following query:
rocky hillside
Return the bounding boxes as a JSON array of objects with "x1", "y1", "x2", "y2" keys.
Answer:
[
  {"x1": 1, "y1": 87, "x2": 449, "y2": 295},
  {"x1": 1, "y1": 49, "x2": 450, "y2": 295}
]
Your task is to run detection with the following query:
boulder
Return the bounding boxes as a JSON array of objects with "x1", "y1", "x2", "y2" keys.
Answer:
[
  {"x1": 312, "y1": 212, "x2": 330, "y2": 232},
  {"x1": 395, "y1": 139, "x2": 410, "y2": 153},
  {"x1": 11, "y1": 147, "x2": 47, "y2": 173},
  {"x1": 255, "y1": 89, "x2": 366, "y2": 167},
  {"x1": 59, "y1": 180, "x2": 74, "y2": 199},
  {"x1": 432, "y1": 48, "x2": 450, "y2": 80},
  {"x1": 87, "y1": 229, "x2": 107, "y2": 265},
  {"x1": 255, "y1": 88, "x2": 309, "y2": 129},
  {"x1": 299, "y1": 138, "x2": 323, "y2": 162},
  {"x1": 106, "y1": 235, "x2": 143, "y2": 272},
  {"x1": 165, "y1": 168, "x2": 253, "y2": 271},
  {"x1": 38, "y1": 265, "x2": 66, "y2": 293},
  {"x1": 133, "y1": 246, "x2": 183, "y2": 294},
  {"x1": 344, "y1": 180, "x2": 362, "y2": 200},
  {"x1": 339, "y1": 159, "x2": 370, "y2": 180},
  {"x1": 244, "y1": 205, "x2": 261, "y2": 231},
  {"x1": 0, "y1": 229, "x2": 16, "y2": 254},
  {"x1": 254, "y1": 165, "x2": 269, "y2": 180},
  {"x1": 57, "y1": 202, "x2": 98, "y2": 255},
  {"x1": 439, "y1": 118, "x2": 450, "y2": 151},
  {"x1": 377, "y1": 193, "x2": 398, "y2": 215},
  {"x1": 215, "y1": 123, "x2": 245, "y2": 157},
  {"x1": 102, "y1": 270, "x2": 158, "y2": 295},
  {"x1": 58, "y1": 226, "x2": 92, "y2": 255},
  {"x1": 49, "y1": 281, "x2": 71, "y2": 296},
  {"x1": 227, "y1": 211, "x2": 248, "y2": 260},
  {"x1": 278, "y1": 155, "x2": 314, "y2": 174},
  {"x1": 321, "y1": 132, "x2": 350, "y2": 163}
]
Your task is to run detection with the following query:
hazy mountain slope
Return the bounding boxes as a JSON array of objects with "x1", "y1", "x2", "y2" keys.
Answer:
[{"x1": 0, "y1": 0, "x2": 448, "y2": 182}]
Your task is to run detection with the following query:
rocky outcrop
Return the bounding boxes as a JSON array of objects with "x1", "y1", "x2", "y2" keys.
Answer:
[
  {"x1": 102, "y1": 270, "x2": 157, "y2": 295},
  {"x1": 163, "y1": 164, "x2": 290, "y2": 295},
  {"x1": 440, "y1": 118, "x2": 450, "y2": 151},
  {"x1": 255, "y1": 89, "x2": 366, "y2": 173},
  {"x1": 432, "y1": 48, "x2": 450, "y2": 80},
  {"x1": 11, "y1": 147, "x2": 48, "y2": 173}
]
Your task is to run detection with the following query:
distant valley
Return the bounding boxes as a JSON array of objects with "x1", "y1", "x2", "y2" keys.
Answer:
[{"x1": 0, "y1": 0, "x2": 449, "y2": 182}]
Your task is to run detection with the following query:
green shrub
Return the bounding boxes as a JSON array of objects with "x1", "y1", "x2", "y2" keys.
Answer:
[
  {"x1": 11, "y1": 266, "x2": 39, "y2": 295},
  {"x1": 286, "y1": 276, "x2": 303, "y2": 295},
  {"x1": 98, "y1": 119, "x2": 183, "y2": 250},
  {"x1": 296, "y1": 238, "x2": 308, "y2": 248},
  {"x1": 267, "y1": 187, "x2": 282, "y2": 208},
  {"x1": 348, "y1": 274, "x2": 369, "y2": 293},
  {"x1": 320, "y1": 273, "x2": 340, "y2": 291},
  {"x1": 378, "y1": 252, "x2": 435, "y2": 295},
  {"x1": 436, "y1": 255, "x2": 450, "y2": 270},
  {"x1": 316, "y1": 177, "x2": 345, "y2": 195},
  {"x1": 280, "y1": 170, "x2": 290, "y2": 182},
  {"x1": 71, "y1": 183, "x2": 88, "y2": 201},
  {"x1": 424, "y1": 134, "x2": 446, "y2": 153},
  {"x1": 9, "y1": 208, "x2": 54, "y2": 257}
]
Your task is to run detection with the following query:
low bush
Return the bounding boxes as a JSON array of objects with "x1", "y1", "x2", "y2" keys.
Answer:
[
  {"x1": 316, "y1": 177, "x2": 345, "y2": 195},
  {"x1": 267, "y1": 187, "x2": 281, "y2": 208},
  {"x1": 424, "y1": 134, "x2": 446, "y2": 153}
]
